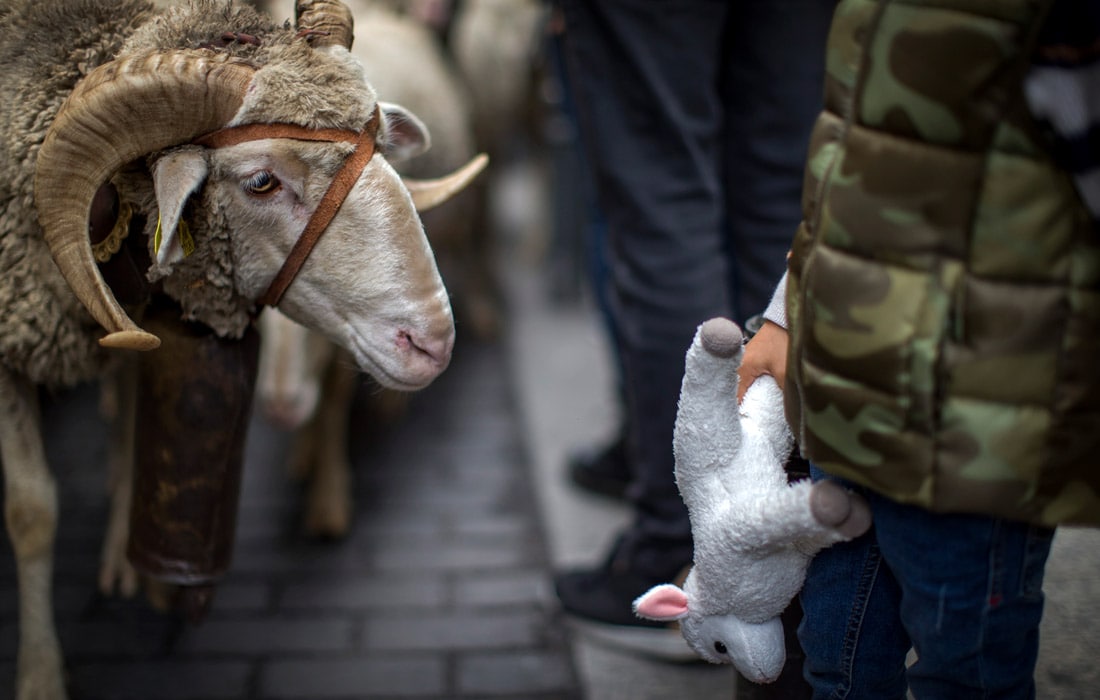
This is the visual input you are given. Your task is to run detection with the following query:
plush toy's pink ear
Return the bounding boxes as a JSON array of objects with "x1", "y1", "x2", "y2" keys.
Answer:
[{"x1": 633, "y1": 584, "x2": 690, "y2": 621}]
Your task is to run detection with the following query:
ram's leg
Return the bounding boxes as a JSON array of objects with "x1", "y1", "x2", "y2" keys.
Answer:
[
  {"x1": 0, "y1": 367, "x2": 67, "y2": 700},
  {"x1": 98, "y1": 363, "x2": 139, "y2": 597},
  {"x1": 303, "y1": 349, "x2": 358, "y2": 538},
  {"x1": 96, "y1": 365, "x2": 176, "y2": 613},
  {"x1": 286, "y1": 416, "x2": 321, "y2": 482}
]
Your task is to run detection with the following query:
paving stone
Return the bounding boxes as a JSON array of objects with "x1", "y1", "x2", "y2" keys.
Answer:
[
  {"x1": 279, "y1": 573, "x2": 447, "y2": 611},
  {"x1": 352, "y1": 508, "x2": 451, "y2": 537},
  {"x1": 452, "y1": 570, "x2": 554, "y2": 608},
  {"x1": 363, "y1": 610, "x2": 546, "y2": 652},
  {"x1": 450, "y1": 513, "x2": 532, "y2": 539},
  {"x1": 457, "y1": 651, "x2": 577, "y2": 696},
  {"x1": 174, "y1": 617, "x2": 356, "y2": 655},
  {"x1": 258, "y1": 655, "x2": 447, "y2": 698},
  {"x1": 67, "y1": 660, "x2": 251, "y2": 700},
  {"x1": 367, "y1": 540, "x2": 535, "y2": 572},
  {"x1": 229, "y1": 541, "x2": 365, "y2": 576},
  {"x1": 58, "y1": 619, "x2": 181, "y2": 658},
  {"x1": 207, "y1": 579, "x2": 275, "y2": 613},
  {"x1": 233, "y1": 503, "x2": 300, "y2": 540}
]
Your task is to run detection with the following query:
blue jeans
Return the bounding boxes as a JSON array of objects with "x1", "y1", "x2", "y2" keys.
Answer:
[{"x1": 799, "y1": 468, "x2": 1055, "y2": 699}]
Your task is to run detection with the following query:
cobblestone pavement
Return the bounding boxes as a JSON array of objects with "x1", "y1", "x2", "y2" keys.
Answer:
[{"x1": 0, "y1": 333, "x2": 581, "y2": 700}]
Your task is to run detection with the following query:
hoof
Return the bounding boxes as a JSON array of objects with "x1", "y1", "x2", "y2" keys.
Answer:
[
  {"x1": 810, "y1": 481, "x2": 872, "y2": 539},
  {"x1": 304, "y1": 501, "x2": 351, "y2": 540},
  {"x1": 699, "y1": 318, "x2": 742, "y2": 358},
  {"x1": 177, "y1": 584, "x2": 217, "y2": 624},
  {"x1": 304, "y1": 468, "x2": 352, "y2": 539}
]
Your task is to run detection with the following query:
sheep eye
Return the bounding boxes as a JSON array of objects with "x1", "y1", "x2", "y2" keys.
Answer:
[
  {"x1": 714, "y1": 641, "x2": 728, "y2": 655},
  {"x1": 244, "y1": 171, "x2": 280, "y2": 196}
]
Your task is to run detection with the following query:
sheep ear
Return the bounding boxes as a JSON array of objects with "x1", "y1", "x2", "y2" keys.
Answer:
[
  {"x1": 152, "y1": 147, "x2": 208, "y2": 269},
  {"x1": 379, "y1": 102, "x2": 430, "y2": 163},
  {"x1": 633, "y1": 584, "x2": 690, "y2": 621}
]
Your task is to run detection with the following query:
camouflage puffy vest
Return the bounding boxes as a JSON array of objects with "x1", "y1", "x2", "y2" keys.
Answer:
[{"x1": 785, "y1": 0, "x2": 1100, "y2": 527}]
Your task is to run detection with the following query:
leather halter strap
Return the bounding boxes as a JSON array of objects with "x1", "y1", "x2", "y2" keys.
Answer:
[{"x1": 193, "y1": 106, "x2": 381, "y2": 308}]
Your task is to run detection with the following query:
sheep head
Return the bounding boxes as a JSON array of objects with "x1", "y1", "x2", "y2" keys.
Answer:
[{"x1": 33, "y1": 0, "x2": 480, "y2": 391}]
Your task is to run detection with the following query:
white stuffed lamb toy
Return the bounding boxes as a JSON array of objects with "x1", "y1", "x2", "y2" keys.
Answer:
[{"x1": 633, "y1": 317, "x2": 871, "y2": 683}]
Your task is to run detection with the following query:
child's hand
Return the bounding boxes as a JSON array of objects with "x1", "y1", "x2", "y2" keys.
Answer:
[{"x1": 736, "y1": 320, "x2": 788, "y2": 404}]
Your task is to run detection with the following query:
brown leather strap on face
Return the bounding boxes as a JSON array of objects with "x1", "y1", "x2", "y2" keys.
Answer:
[
  {"x1": 252, "y1": 125, "x2": 377, "y2": 308},
  {"x1": 193, "y1": 124, "x2": 362, "y2": 149},
  {"x1": 193, "y1": 106, "x2": 381, "y2": 309}
]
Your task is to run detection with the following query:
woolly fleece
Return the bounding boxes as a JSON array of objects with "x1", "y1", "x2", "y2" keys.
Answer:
[{"x1": 0, "y1": 0, "x2": 386, "y2": 383}]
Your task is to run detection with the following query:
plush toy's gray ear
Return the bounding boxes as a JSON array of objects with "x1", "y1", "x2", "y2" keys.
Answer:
[{"x1": 152, "y1": 147, "x2": 208, "y2": 269}]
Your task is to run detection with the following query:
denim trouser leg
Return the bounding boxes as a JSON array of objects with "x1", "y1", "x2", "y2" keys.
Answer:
[
  {"x1": 558, "y1": 0, "x2": 833, "y2": 576},
  {"x1": 800, "y1": 469, "x2": 1056, "y2": 699},
  {"x1": 798, "y1": 524, "x2": 911, "y2": 699}
]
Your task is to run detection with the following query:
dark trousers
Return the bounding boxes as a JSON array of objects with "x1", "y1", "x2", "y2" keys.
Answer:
[{"x1": 558, "y1": 0, "x2": 834, "y2": 577}]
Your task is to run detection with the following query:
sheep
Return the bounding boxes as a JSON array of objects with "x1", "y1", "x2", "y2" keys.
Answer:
[
  {"x1": 253, "y1": 0, "x2": 491, "y2": 539},
  {"x1": 0, "y1": 0, "x2": 485, "y2": 697},
  {"x1": 257, "y1": 309, "x2": 363, "y2": 536},
  {"x1": 450, "y1": 0, "x2": 545, "y2": 165},
  {"x1": 449, "y1": 0, "x2": 544, "y2": 302}
]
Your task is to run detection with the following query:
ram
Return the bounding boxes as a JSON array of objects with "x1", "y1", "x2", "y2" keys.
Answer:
[{"x1": 0, "y1": 0, "x2": 482, "y2": 697}]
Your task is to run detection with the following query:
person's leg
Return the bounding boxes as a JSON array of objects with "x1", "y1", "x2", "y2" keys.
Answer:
[
  {"x1": 721, "y1": 0, "x2": 833, "y2": 323},
  {"x1": 871, "y1": 494, "x2": 1054, "y2": 699},
  {"x1": 799, "y1": 469, "x2": 913, "y2": 699},
  {"x1": 548, "y1": 18, "x2": 632, "y2": 501},
  {"x1": 554, "y1": 0, "x2": 731, "y2": 628}
]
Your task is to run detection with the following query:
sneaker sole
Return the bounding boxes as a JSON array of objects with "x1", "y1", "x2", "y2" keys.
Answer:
[{"x1": 564, "y1": 615, "x2": 705, "y2": 664}]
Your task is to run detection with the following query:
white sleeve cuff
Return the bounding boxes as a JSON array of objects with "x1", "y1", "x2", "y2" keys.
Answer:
[{"x1": 761, "y1": 271, "x2": 788, "y2": 330}]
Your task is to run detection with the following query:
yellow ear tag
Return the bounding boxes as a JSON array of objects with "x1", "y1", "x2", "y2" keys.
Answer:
[
  {"x1": 153, "y1": 216, "x2": 195, "y2": 258},
  {"x1": 179, "y1": 219, "x2": 195, "y2": 257},
  {"x1": 153, "y1": 216, "x2": 163, "y2": 255}
]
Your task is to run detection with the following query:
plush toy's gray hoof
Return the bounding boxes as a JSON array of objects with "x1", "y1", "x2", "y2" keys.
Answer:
[
  {"x1": 810, "y1": 480, "x2": 872, "y2": 539},
  {"x1": 700, "y1": 318, "x2": 742, "y2": 358}
]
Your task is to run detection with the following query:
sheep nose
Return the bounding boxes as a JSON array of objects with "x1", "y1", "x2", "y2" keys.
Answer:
[{"x1": 398, "y1": 327, "x2": 453, "y2": 370}]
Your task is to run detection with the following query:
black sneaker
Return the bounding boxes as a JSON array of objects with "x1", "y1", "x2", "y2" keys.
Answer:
[
  {"x1": 567, "y1": 433, "x2": 631, "y2": 500},
  {"x1": 553, "y1": 538, "x2": 699, "y2": 662}
]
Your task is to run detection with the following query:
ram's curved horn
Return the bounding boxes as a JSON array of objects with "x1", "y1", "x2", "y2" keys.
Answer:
[
  {"x1": 295, "y1": 0, "x2": 354, "y2": 50},
  {"x1": 34, "y1": 52, "x2": 257, "y2": 351},
  {"x1": 405, "y1": 153, "x2": 490, "y2": 213}
]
